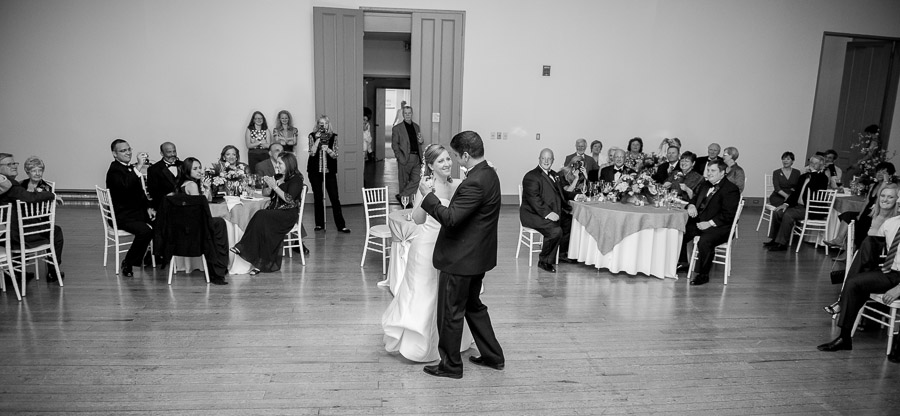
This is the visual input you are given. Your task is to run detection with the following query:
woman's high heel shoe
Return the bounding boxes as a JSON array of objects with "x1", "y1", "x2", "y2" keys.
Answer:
[
  {"x1": 248, "y1": 268, "x2": 260, "y2": 276},
  {"x1": 823, "y1": 302, "x2": 841, "y2": 315}
]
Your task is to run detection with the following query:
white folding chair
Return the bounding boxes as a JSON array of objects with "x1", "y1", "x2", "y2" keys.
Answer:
[
  {"x1": 851, "y1": 294, "x2": 900, "y2": 355},
  {"x1": 516, "y1": 184, "x2": 547, "y2": 266},
  {"x1": 0, "y1": 204, "x2": 21, "y2": 301},
  {"x1": 10, "y1": 200, "x2": 62, "y2": 297},
  {"x1": 283, "y1": 185, "x2": 308, "y2": 265},
  {"x1": 789, "y1": 189, "x2": 837, "y2": 254},
  {"x1": 687, "y1": 199, "x2": 744, "y2": 284},
  {"x1": 360, "y1": 187, "x2": 391, "y2": 274},
  {"x1": 96, "y1": 186, "x2": 154, "y2": 274},
  {"x1": 756, "y1": 173, "x2": 776, "y2": 232}
]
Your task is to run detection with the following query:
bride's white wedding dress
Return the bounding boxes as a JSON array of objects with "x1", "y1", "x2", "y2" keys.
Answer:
[{"x1": 382, "y1": 197, "x2": 475, "y2": 362}]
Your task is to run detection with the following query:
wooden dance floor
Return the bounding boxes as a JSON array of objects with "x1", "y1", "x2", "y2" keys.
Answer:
[{"x1": 1, "y1": 204, "x2": 898, "y2": 415}]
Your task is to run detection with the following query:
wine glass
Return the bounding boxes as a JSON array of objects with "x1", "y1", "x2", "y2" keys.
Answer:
[{"x1": 400, "y1": 195, "x2": 410, "y2": 210}]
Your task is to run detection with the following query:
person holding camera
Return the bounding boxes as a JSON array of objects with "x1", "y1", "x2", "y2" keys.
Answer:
[
  {"x1": 307, "y1": 115, "x2": 349, "y2": 233},
  {"x1": 564, "y1": 138, "x2": 599, "y2": 177}
]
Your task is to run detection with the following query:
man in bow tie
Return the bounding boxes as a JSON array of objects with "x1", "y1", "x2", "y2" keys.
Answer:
[
  {"x1": 146, "y1": 141, "x2": 182, "y2": 210},
  {"x1": 105, "y1": 139, "x2": 154, "y2": 277},
  {"x1": 677, "y1": 160, "x2": 741, "y2": 285},
  {"x1": 599, "y1": 149, "x2": 633, "y2": 183},
  {"x1": 520, "y1": 149, "x2": 579, "y2": 273}
]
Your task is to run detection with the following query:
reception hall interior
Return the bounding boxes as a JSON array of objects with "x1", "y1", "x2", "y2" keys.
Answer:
[{"x1": 3, "y1": 0, "x2": 900, "y2": 414}]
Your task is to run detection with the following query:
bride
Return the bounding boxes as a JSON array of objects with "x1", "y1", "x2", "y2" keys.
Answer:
[{"x1": 382, "y1": 144, "x2": 475, "y2": 362}]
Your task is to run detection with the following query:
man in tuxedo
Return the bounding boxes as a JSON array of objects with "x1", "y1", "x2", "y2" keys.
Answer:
[
  {"x1": 653, "y1": 144, "x2": 681, "y2": 183},
  {"x1": 520, "y1": 149, "x2": 577, "y2": 273},
  {"x1": 764, "y1": 155, "x2": 830, "y2": 251},
  {"x1": 0, "y1": 153, "x2": 66, "y2": 282},
  {"x1": 599, "y1": 149, "x2": 633, "y2": 182},
  {"x1": 418, "y1": 131, "x2": 504, "y2": 379},
  {"x1": 676, "y1": 160, "x2": 741, "y2": 285},
  {"x1": 823, "y1": 149, "x2": 843, "y2": 189},
  {"x1": 391, "y1": 106, "x2": 423, "y2": 204},
  {"x1": 564, "y1": 138, "x2": 600, "y2": 178},
  {"x1": 146, "y1": 142, "x2": 181, "y2": 210},
  {"x1": 105, "y1": 139, "x2": 154, "y2": 277},
  {"x1": 254, "y1": 142, "x2": 283, "y2": 177},
  {"x1": 693, "y1": 143, "x2": 721, "y2": 175},
  {"x1": 817, "y1": 216, "x2": 900, "y2": 363}
]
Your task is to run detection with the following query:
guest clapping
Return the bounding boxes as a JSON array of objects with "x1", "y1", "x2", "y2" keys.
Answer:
[
  {"x1": 722, "y1": 146, "x2": 745, "y2": 193},
  {"x1": 245, "y1": 111, "x2": 272, "y2": 168},
  {"x1": 769, "y1": 151, "x2": 801, "y2": 206},
  {"x1": 307, "y1": 115, "x2": 350, "y2": 233},
  {"x1": 273, "y1": 110, "x2": 299, "y2": 153}
]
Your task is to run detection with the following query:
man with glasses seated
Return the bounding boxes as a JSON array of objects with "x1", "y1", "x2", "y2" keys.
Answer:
[
  {"x1": 105, "y1": 139, "x2": 154, "y2": 277},
  {"x1": 0, "y1": 152, "x2": 65, "y2": 282}
]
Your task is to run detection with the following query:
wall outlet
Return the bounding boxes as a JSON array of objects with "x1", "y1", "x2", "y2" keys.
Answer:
[{"x1": 536, "y1": 133, "x2": 541, "y2": 140}]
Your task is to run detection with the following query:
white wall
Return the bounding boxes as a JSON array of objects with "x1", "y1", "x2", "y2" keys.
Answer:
[{"x1": 2, "y1": 0, "x2": 900, "y2": 199}]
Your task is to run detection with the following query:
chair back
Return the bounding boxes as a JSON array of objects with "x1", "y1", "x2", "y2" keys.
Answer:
[
  {"x1": 362, "y1": 187, "x2": 389, "y2": 229},
  {"x1": 804, "y1": 189, "x2": 837, "y2": 219},
  {"x1": 96, "y1": 186, "x2": 118, "y2": 235},
  {"x1": 0, "y1": 204, "x2": 10, "y2": 259},
  {"x1": 726, "y1": 199, "x2": 745, "y2": 245},
  {"x1": 158, "y1": 195, "x2": 211, "y2": 259},
  {"x1": 297, "y1": 184, "x2": 308, "y2": 226},
  {"x1": 15, "y1": 200, "x2": 56, "y2": 247},
  {"x1": 763, "y1": 174, "x2": 773, "y2": 200},
  {"x1": 518, "y1": 184, "x2": 524, "y2": 206}
]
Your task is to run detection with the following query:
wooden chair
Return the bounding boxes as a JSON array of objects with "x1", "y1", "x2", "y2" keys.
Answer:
[
  {"x1": 95, "y1": 186, "x2": 154, "y2": 274},
  {"x1": 283, "y1": 185, "x2": 309, "y2": 265},
  {"x1": 756, "y1": 173, "x2": 775, "y2": 232},
  {"x1": 687, "y1": 199, "x2": 744, "y2": 284},
  {"x1": 10, "y1": 200, "x2": 62, "y2": 297},
  {"x1": 788, "y1": 189, "x2": 837, "y2": 254},
  {"x1": 851, "y1": 294, "x2": 900, "y2": 355},
  {"x1": 0, "y1": 204, "x2": 21, "y2": 301},
  {"x1": 360, "y1": 187, "x2": 391, "y2": 274}
]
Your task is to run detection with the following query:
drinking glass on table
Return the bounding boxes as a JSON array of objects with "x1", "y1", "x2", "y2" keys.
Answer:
[{"x1": 400, "y1": 194, "x2": 410, "y2": 210}]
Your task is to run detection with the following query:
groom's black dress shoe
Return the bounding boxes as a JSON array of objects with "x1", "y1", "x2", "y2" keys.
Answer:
[
  {"x1": 423, "y1": 365, "x2": 462, "y2": 379},
  {"x1": 537, "y1": 261, "x2": 556, "y2": 273},
  {"x1": 689, "y1": 274, "x2": 709, "y2": 286},
  {"x1": 817, "y1": 337, "x2": 852, "y2": 352},
  {"x1": 121, "y1": 263, "x2": 134, "y2": 278},
  {"x1": 469, "y1": 356, "x2": 504, "y2": 370},
  {"x1": 763, "y1": 239, "x2": 777, "y2": 247}
]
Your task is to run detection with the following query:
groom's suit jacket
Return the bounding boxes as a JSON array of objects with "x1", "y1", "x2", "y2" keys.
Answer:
[{"x1": 422, "y1": 160, "x2": 501, "y2": 276}]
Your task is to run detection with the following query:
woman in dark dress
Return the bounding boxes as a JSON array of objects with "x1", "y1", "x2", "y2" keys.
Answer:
[{"x1": 232, "y1": 152, "x2": 306, "y2": 275}]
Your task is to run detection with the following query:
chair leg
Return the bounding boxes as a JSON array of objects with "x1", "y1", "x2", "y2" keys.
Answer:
[
  {"x1": 756, "y1": 209, "x2": 764, "y2": 232},
  {"x1": 850, "y1": 303, "x2": 869, "y2": 337},
  {"x1": 687, "y1": 242, "x2": 698, "y2": 280},
  {"x1": 167, "y1": 259, "x2": 175, "y2": 285},
  {"x1": 114, "y1": 238, "x2": 120, "y2": 274},
  {"x1": 18, "y1": 261, "x2": 26, "y2": 297},
  {"x1": 795, "y1": 226, "x2": 806, "y2": 253},
  {"x1": 516, "y1": 228, "x2": 523, "y2": 259},
  {"x1": 201, "y1": 254, "x2": 210, "y2": 283},
  {"x1": 724, "y1": 249, "x2": 731, "y2": 285},
  {"x1": 360, "y1": 233, "x2": 370, "y2": 267},
  {"x1": 149, "y1": 242, "x2": 156, "y2": 268},
  {"x1": 382, "y1": 237, "x2": 388, "y2": 275},
  {"x1": 103, "y1": 237, "x2": 109, "y2": 267},
  {"x1": 886, "y1": 307, "x2": 898, "y2": 355},
  {"x1": 299, "y1": 236, "x2": 306, "y2": 266},
  {"x1": 49, "y1": 248, "x2": 62, "y2": 287}
]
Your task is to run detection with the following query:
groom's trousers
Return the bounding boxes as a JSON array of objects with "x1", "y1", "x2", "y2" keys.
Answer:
[{"x1": 436, "y1": 271, "x2": 504, "y2": 374}]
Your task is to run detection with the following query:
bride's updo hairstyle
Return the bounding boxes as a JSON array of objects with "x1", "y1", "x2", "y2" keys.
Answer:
[{"x1": 421, "y1": 143, "x2": 452, "y2": 183}]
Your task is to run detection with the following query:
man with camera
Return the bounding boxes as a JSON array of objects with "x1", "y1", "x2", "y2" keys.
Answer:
[
  {"x1": 564, "y1": 138, "x2": 599, "y2": 178},
  {"x1": 521, "y1": 149, "x2": 580, "y2": 273}
]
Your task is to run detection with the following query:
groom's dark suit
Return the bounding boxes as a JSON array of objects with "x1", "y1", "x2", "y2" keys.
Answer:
[{"x1": 421, "y1": 160, "x2": 505, "y2": 375}]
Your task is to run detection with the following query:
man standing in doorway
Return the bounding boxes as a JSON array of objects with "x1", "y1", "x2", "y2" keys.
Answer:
[{"x1": 392, "y1": 106, "x2": 424, "y2": 204}]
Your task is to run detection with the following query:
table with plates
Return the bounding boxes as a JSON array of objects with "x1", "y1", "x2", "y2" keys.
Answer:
[
  {"x1": 826, "y1": 193, "x2": 867, "y2": 241},
  {"x1": 382, "y1": 209, "x2": 418, "y2": 295},
  {"x1": 567, "y1": 200, "x2": 689, "y2": 279}
]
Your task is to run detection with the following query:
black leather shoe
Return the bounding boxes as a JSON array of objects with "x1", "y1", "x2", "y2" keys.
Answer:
[
  {"x1": 469, "y1": 356, "x2": 504, "y2": 370},
  {"x1": 46, "y1": 268, "x2": 65, "y2": 283},
  {"x1": 762, "y1": 240, "x2": 777, "y2": 247},
  {"x1": 767, "y1": 243, "x2": 788, "y2": 252},
  {"x1": 423, "y1": 365, "x2": 462, "y2": 379},
  {"x1": 210, "y1": 276, "x2": 228, "y2": 285},
  {"x1": 121, "y1": 263, "x2": 134, "y2": 277},
  {"x1": 537, "y1": 261, "x2": 556, "y2": 273},
  {"x1": 817, "y1": 337, "x2": 852, "y2": 352},
  {"x1": 690, "y1": 274, "x2": 709, "y2": 286},
  {"x1": 558, "y1": 255, "x2": 577, "y2": 264}
]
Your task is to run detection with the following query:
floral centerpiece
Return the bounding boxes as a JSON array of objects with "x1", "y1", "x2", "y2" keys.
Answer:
[
  {"x1": 850, "y1": 130, "x2": 894, "y2": 193},
  {"x1": 607, "y1": 171, "x2": 660, "y2": 205},
  {"x1": 206, "y1": 162, "x2": 247, "y2": 196}
]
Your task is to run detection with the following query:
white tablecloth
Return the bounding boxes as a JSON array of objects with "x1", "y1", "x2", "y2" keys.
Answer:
[{"x1": 568, "y1": 216, "x2": 683, "y2": 279}]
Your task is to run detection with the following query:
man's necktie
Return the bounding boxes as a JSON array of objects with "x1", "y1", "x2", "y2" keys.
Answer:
[{"x1": 883, "y1": 227, "x2": 900, "y2": 273}]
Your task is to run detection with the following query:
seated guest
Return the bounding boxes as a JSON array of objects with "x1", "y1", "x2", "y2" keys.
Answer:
[
  {"x1": 589, "y1": 140, "x2": 607, "y2": 170},
  {"x1": 653, "y1": 143, "x2": 681, "y2": 184},
  {"x1": 564, "y1": 138, "x2": 599, "y2": 175},
  {"x1": 764, "y1": 155, "x2": 829, "y2": 251},
  {"x1": 663, "y1": 151, "x2": 704, "y2": 201},
  {"x1": 106, "y1": 139, "x2": 154, "y2": 277},
  {"x1": 769, "y1": 151, "x2": 801, "y2": 206},
  {"x1": 214, "y1": 145, "x2": 249, "y2": 175},
  {"x1": 817, "y1": 214, "x2": 900, "y2": 363},
  {"x1": 254, "y1": 143, "x2": 283, "y2": 177},
  {"x1": 520, "y1": 149, "x2": 579, "y2": 273},
  {"x1": 0, "y1": 174, "x2": 10, "y2": 195},
  {"x1": 824, "y1": 162, "x2": 896, "y2": 251},
  {"x1": 722, "y1": 146, "x2": 745, "y2": 193},
  {"x1": 676, "y1": 160, "x2": 741, "y2": 285},
  {"x1": 232, "y1": 152, "x2": 307, "y2": 275},
  {"x1": 693, "y1": 142, "x2": 722, "y2": 174},
  {"x1": 599, "y1": 149, "x2": 633, "y2": 183},
  {"x1": 22, "y1": 156, "x2": 57, "y2": 194},
  {"x1": 823, "y1": 149, "x2": 843, "y2": 189},
  {"x1": 624, "y1": 137, "x2": 645, "y2": 171},
  {"x1": 0, "y1": 153, "x2": 65, "y2": 282},
  {"x1": 599, "y1": 146, "x2": 621, "y2": 169},
  {"x1": 146, "y1": 141, "x2": 182, "y2": 210}
]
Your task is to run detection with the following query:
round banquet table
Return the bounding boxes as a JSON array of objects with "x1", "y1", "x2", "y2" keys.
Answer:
[
  {"x1": 381, "y1": 209, "x2": 418, "y2": 295},
  {"x1": 205, "y1": 196, "x2": 269, "y2": 274},
  {"x1": 568, "y1": 200, "x2": 689, "y2": 279},
  {"x1": 825, "y1": 193, "x2": 867, "y2": 241}
]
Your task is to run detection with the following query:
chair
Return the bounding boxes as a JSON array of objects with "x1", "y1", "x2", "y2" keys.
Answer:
[
  {"x1": 788, "y1": 189, "x2": 837, "y2": 254},
  {"x1": 756, "y1": 174, "x2": 776, "y2": 233},
  {"x1": 157, "y1": 195, "x2": 211, "y2": 285},
  {"x1": 10, "y1": 200, "x2": 62, "y2": 297},
  {"x1": 0, "y1": 204, "x2": 21, "y2": 301},
  {"x1": 96, "y1": 186, "x2": 155, "y2": 274},
  {"x1": 360, "y1": 187, "x2": 392, "y2": 274},
  {"x1": 687, "y1": 199, "x2": 744, "y2": 284},
  {"x1": 283, "y1": 185, "x2": 309, "y2": 265},
  {"x1": 516, "y1": 184, "x2": 545, "y2": 266},
  {"x1": 851, "y1": 294, "x2": 900, "y2": 355}
]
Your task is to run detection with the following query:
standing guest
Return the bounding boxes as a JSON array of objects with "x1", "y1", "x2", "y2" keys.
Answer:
[
  {"x1": 676, "y1": 160, "x2": 741, "y2": 285},
  {"x1": 663, "y1": 151, "x2": 704, "y2": 201},
  {"x1": 599, "y1": 149, "x2": 633, "y2": 183},
  {"x1": 694, "y1": 143, "x2": 722, "y2": 175},
  {"x1": 564, "y1": 138, "x2": 599, "y2": 175},
  {"x1": 391, "y1": 106, "x2": 424, "y2": 204},
  {"x1": 245, "y1": 111, "x2": 271, "y2": 168},
  {"x1": 600, "y1": 146, "x2": 621, "y2": 169},
  {"x1": 657, "y1": 138, "x2": 681, "y2": 156},
  {"x1": 823, "y1": 149, "x2": 843, "y2": 189},
  {"x1": 764, "y1": 155, "x2": 829, "y2": 251},
  {"x1": 624, "y1": 137, "x2": 645, "y2": 171},
  {"x1": 722, "y1": 146, "x2": 745, "y2": 193},
  {"x1": 232, "y1": 153, "x2": 307, "y2": 274},
  {"x1": 363, "y1": 113, "x2": 374, "y2": 161},
  {"x1": 255, "y1": 143, "x2": 283, "y2": 177},
  {"x1": 307, "y1": 115, "x2": 350, "y2": 233},
  {"x1": 520, "y1": 149, "x2": 578, "y2": 273},
  {"x1": 146, "y1": 141, "x2": 182, "y2": 210},
  {"x1": 1, "y1": 153, "x2": 65, "y2": 282},
  {"x1": 589, "y1": 140, "x2": 606, "y2": 174},
  {"x1": 653, "y1": 144, "x2": 681, "y2": 184},
  {"x1": 769, "y1": 151, "x2": 802, "y2": 206},
  {"x1": 105, "y1": 139, "x2": 154, "y2": 277},
  {"x1": 272, "y1": 110, "x2": 299, "y2": 153},
  {"x1": 393, "y1": 100, "x2": 407, "y2": 126}
]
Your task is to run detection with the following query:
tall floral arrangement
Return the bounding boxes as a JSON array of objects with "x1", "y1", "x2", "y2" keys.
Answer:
[
  {"x1": 851, "y1": 131, "x2": 894, "y2": 186},
  {"x1": 206, "y1": 162, "x2": 247, "y2": 196}
]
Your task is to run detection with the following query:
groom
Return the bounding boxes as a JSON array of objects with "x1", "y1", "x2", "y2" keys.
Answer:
[{"x1": 418, "y1": 131, "x2": 505, "y2": 379}]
